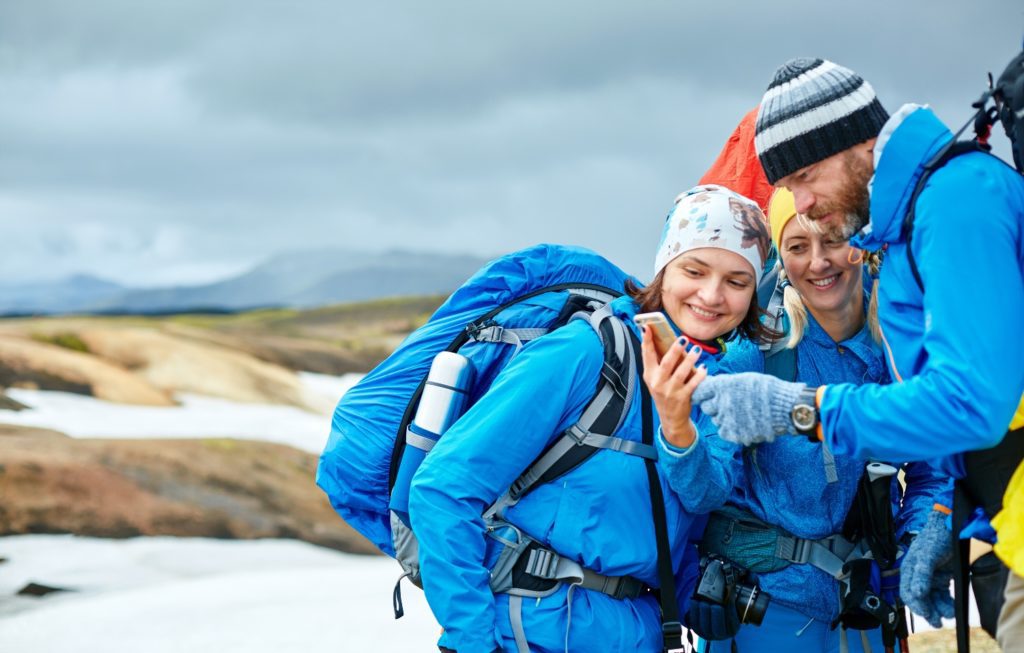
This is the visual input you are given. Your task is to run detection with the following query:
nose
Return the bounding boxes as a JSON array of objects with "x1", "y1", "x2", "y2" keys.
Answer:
[
  {"x1": 696, "y1": 280, "x2": 724, "y2": 306},
  {"x1": 792, "y1": 187, "x2": 815, "y2": 215},
  {"x1": 809, "y1": 244, "x2": 831, "y2": 274}
]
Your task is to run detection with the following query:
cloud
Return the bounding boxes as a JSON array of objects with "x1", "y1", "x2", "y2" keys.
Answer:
[{"x1": 1, "y1": 0, "x2": 1021, "y2": 285}]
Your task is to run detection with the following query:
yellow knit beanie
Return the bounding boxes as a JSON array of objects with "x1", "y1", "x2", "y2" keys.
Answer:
[{"x1": 767, "y1": 187, "x2": 797, "y2": 248}]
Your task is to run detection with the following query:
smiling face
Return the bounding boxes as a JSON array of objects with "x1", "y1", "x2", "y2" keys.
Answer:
[
  {"x1": 777, "y1": 142, "x2": 875, "y2": 242},
  {"x1": 779, "y1": 216, "x2": 864, "y2": 317},
  {"x1": 660, "y1": 247, "x2": 755, "y2": 341}
]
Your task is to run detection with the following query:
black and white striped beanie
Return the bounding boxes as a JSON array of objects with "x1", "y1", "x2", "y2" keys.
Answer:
[{"x1": 754, "y1": 58, "x2": 889, "y2": 185}]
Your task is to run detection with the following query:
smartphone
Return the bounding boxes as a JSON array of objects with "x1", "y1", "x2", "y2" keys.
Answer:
[{"x1": 633, "y1": 312, "x2": 679, "y2": 357}]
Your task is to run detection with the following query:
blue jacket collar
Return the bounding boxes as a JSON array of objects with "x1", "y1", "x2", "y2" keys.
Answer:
[{"x1": 852, "y1": 104, "x2": 954, "y2": 250}]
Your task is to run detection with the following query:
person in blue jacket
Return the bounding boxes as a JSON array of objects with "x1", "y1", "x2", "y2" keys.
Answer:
[
  {"x1": 408, "y1": 185, "x2": 773, "y2": 653},
  {"x1": 689, "y1": 58, "x2": 1024, "y2": 646},
  {"x1": 646, "y1": 185, "x2": 948, "y2": 652}
]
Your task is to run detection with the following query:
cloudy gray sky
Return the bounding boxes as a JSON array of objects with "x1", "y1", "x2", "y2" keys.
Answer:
[{"x1": 3, "y1": 1, "x2": 1022, "y2": 286}]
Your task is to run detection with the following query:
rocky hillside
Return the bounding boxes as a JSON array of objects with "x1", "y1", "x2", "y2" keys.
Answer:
[
  {"x1": 0, "y1": 424, "x2": 376, "y2": 554},
  {"x1": 0, "y1": 297, "x2": 445, "y2": 553},
  {"x1": 0, "y1": 296, "x2": 444, "y2": 408}
]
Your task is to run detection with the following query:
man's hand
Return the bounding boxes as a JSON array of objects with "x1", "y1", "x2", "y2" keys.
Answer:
[
  {"x1": 900, "y1": 510, "x2": 956, "y2": 628},
  {"x1": 691, "y1": 372, "x2": 807, "y2": 446}
]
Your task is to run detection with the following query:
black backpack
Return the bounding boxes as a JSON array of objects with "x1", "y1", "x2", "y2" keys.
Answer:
[{"x1": 898, "y1": 122, "x2": 1024, "y2": 653}]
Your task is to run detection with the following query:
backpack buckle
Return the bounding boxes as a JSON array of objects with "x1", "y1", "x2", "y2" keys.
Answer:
[
  {"x1": 662, "y1": 621, "x2": 685, "y2": 653},
  {"x1": 790, "y1": 537, "x2": 811, "y2": 565},
  {"x1": 524, "y1": 547, "x2": 559, "y2": 580},
  {"x1": 606, "y1": 576, "x2": 644, "y2": 600},
  {"x1": 465, "y1": 319, "x2": 498, "y2": 341},
  {"x1": 566, "y1": 424, "x2": 590, "y2": 446}
]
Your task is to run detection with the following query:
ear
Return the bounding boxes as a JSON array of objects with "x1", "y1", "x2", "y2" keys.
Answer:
[{"x1": 856, "y1": 138, "x2": 877, "y2": 171}]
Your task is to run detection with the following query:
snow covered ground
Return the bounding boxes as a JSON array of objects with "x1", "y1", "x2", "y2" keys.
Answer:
[
  {"x1": 1, "y1": 372, "x2": 362, "y2": 454},
  {"x1": 0, "y1": 535, "x2": 440, "y2": 652}
]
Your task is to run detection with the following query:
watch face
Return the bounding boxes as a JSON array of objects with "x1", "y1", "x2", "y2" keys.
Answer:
[{"x1": 792, "y1": 404, "x2": 815, "y2": 430}]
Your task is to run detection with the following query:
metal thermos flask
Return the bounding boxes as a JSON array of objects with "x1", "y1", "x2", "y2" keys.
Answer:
[{"x1": 389, "y1": 352, "x2": 475, "y2": 526}]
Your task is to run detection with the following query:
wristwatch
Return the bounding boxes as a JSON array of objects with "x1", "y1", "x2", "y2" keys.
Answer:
[{"x1": 790, "y1": 387, "x2": 819, "y2": 440}]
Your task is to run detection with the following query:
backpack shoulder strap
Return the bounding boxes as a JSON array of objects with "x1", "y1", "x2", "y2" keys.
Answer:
[
  {"x1": 764, "y1": 345, "x2": 797, "y2": 382},
  {"x1": 902, "y1": 140, "x2": 992, "y2": 292},
  {"x1": 757, "y1": 261, "x2": 781, "y2": 310},
  {"x1": 485, "y1": 305, "x2": 655, "y2": 520},
  {"x1": 629, "y1": 327, "x2": 684, "y2": 649},
  {"x1": 757, "y1": 263, "x2": 786, "y2": 353},
  {"x1": 388, "y1": 283, "x2": 623, "y2": 492},
  {"x1": 761, "y1": 345, "x2": 839, "y2": 482}
]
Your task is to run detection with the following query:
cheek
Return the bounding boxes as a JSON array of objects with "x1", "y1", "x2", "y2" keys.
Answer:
[
  {"x1": 830, "y1": 250, "x2": 860, "y2": 274},
  {"x1": 782, "y1": 255, "x2": 808, "y2": 280},
  {"x1": 662, "y1": 275, "x2": 696, "y2": 300},
  {"x1": 725, "y1": 288, "x2": 754, "y2": 322}
]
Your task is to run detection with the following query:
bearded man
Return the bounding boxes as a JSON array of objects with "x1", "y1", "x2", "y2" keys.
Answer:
[{"x1": 689, "y1": 58, "x2": 1024, "y2": 649}]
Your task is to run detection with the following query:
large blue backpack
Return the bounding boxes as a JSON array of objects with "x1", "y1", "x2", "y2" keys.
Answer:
[{"x1": 316, "y1": 243, "x2": 635, "y2": 567}]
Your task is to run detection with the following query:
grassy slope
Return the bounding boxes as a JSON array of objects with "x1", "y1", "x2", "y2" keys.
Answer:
[{"x1": 0, "y1": 294, "x2": 447, "y2": 376}]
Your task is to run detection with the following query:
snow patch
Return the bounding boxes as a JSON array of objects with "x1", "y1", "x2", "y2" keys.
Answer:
[
  {"x1": 0, "y1": 373, "x2": 365, "y2": 454},
  {"x1": 0, "y1": 535, "x2": 439, "y2": 652}
]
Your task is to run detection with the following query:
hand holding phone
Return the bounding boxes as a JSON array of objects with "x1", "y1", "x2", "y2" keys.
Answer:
[
  {"x1": 633, "y1": 312, "x2": 679, "y2": 358},
  {"x1": 635, "y1": 311, "x2": 706, "y2": 450}
]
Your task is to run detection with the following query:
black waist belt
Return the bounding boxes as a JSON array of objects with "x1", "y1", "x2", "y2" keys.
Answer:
[{"x1": 507, "y1": 541, "x2": 649, "y2": 600}]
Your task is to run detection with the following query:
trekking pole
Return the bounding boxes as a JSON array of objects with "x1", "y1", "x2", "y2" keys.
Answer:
[
  {"x1": 845, "y1": 462, "x2": 903, "y2": 651},
  {"x1": 893, "y1": 595, "x2": 911, "y2": 653}
]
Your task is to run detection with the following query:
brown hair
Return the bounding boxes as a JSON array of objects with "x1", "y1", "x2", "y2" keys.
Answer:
[{"x1": 625, "y1": 271, "x2": 780, "y2": 345}]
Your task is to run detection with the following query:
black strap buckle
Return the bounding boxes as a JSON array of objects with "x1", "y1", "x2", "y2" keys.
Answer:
[
  {"x1": 662, "y1": 620, "x2": 684, "y2": 652},
  {"x1": 464, "y1": 318, "x2": 497, "y2": 339}
]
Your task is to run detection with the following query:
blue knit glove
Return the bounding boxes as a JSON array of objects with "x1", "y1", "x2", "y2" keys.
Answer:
[
  {"x1": 691, "y1": 373, "x2": 807, "y2": 446},
  {"x1": 899, "y1": 510, "x2": 955, "y2": 628}
]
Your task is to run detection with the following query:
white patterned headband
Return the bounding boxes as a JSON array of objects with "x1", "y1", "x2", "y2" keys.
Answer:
[{"x1": 654, "y1": 184, "x2": 771, "y2": 284}]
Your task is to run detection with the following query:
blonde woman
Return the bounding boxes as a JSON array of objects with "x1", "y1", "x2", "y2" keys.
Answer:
[{"x1": 649, "y1": 188, "x2": 947, "y2": 652}]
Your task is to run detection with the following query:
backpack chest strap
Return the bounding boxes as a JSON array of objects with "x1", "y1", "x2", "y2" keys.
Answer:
[{"x1": 468, "y1": 324, "x2": 551, "y2": 353}]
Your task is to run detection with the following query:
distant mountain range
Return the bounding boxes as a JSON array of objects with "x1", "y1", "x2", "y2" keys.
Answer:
[{"x1": 1, "y1": 249, "x2": 488, "y2": 315}]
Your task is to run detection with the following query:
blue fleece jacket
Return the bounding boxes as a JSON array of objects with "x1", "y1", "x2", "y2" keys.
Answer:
[
  {"x1": 658, "y1": 310, "x2": 947, "y2": 623},
  {"x1": 820, "y1": 105, "x2": 1024, "y2": 475},
  {"x1": 408, "y1": 296, "x2": 709, "y2": 653}
]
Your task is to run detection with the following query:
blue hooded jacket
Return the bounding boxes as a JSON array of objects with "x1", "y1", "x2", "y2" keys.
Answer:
[
  {"x1": 818, "y1": 105, "x2": 1024, "y2": 475},
  {"x1": 408, "y1": 296, "x2": 709, "y2": 653},
  {"x1": 658, "y1": 307, "x2": 948, "y2": 623}
]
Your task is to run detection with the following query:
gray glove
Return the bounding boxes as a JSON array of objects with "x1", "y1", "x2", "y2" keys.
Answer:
[
  {"x1": 691, "y1": 373, "x2": 807, "y2": 446},
  {"x1": 900, "y1": 509, "x2": 956, "y2": 628}
]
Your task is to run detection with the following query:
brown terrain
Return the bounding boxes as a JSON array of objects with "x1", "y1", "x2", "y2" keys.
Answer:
[
  {"x1": 0, "y1": 424, "x2": 376, "y2": 553},
  {"x1": 0, "y1": 296, "x2": 444, "y2": 554}
]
